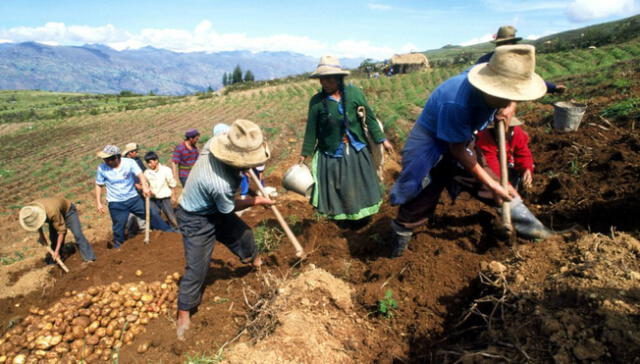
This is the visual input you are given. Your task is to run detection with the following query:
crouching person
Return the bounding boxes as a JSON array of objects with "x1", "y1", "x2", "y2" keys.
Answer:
[
  {"x1": 95, "y1": 145, "x2": 174, "y2": 249},
  {"x1": 389, "y1": 45, "x2": 551, "y2": 258},
  {"x1": 19, "y1": 197, "x2": 96, "y2": 263},
  {"x1": 176, "y1": 119, "x2": 273, "y2": 340}
]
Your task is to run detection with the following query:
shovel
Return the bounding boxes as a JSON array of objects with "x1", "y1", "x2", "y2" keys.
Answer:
[
  {"x1": 497, "y1": 119, "x2": 514, "y2": 238},
  {"x1": 248, "y1": 169, "x2": 305, "y2": 258},
  {"x1": 144, "y1": 195, "x2": 150, "y2": 244}
]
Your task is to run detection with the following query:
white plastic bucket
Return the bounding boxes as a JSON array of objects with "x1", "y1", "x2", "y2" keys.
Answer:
[
  {"x1": 553, "y1": 101, "x2": 587, "y2": 132},
  {"x1": 282, "y1": 164, "x2": 314, "y2": 198}
]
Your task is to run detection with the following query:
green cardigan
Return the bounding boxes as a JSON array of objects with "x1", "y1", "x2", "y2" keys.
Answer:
[{"x1": 301, "y1": 84, "x2": 386, "y2": 156}]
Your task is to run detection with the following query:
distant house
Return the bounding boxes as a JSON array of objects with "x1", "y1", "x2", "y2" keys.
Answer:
[{"x1": 390, "y1": 53, "x2": 430, "y2": 74}]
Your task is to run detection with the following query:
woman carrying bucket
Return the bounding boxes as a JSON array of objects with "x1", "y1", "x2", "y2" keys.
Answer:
[{"x1": 299, "y1": 56, "x2": 393, "y2": 228}]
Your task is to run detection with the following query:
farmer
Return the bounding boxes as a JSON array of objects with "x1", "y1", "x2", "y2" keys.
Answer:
[
  {"x1": 299, "y1": 55, "x2": 393, "y2": 228},
  {"x1": 176, "y1": 119, "x2": 272, "y2": 340},
  {"x1": 477, "y1": 26, "x2": 566, "y2": 94},
  {"x1": 172, "y1": 129, "x2": 200, "y2": 186},
  {"x1": 122, "y1": 142, "x2": 146, "y2": 235},
  {"x1": 389, "y1": 45, "x2": 550, "y2": 258},
  {"x1": 95, "y1": 145, "x2": 173, "y2": 249},
  {"x1": 476, "y1": 117, "x2": 534, "y2": 191},
  {"x1": 144, "y1": 151, "x2": 178, "y2": 227},
  {"x1": 19, "y1": 197, "x2": 96, "y2": 263}
]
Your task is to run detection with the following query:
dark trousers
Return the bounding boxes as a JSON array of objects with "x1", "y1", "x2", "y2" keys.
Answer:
[
  {"x1": 176, "y1": 206, "x2": 257, "y2": 311},
  {"x1": 396, "y1": 154, "x2": 488, "y2": 229},
  {"x1": 48, "y1": 203, "x2": 96, "y2": 261},
  {"x1": 179, "y1": 176, "x2": 188, "y2": 187},
  {"x1": 152, "y1": 197, "x2": 178, "y2": 227},
  {"x1": 108, "y1": 196, "x2": 174, "y2": 246}
]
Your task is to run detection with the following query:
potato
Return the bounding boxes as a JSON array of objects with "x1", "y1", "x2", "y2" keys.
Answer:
[
  {"x1": 86, "y1": 335, "x2": 99, "y2": 346},
  {"x1": 131, "y1": 291, "x2": 142, "y2": 301},
  {"x1": 87, "y1": 287, "x2": 99, "y2": 296},
  {"x1": 54, "y1": 342, "x2": 69, "y2": 354},
  {"x1": 11, "y1": 354, "x2": 26, "y2": 364},
  {"x1": 33, "y1": 350, "x2": 47, "y2": 358},
  {"x1": 140, "y1": 294, "x2": 154, "y2": 304},
  {"x1": 0, "y1": 355, "x2": 6, "y2": 363},
  {"x1": 71, "y1": 326, "x2": 84, "y2": 340},
  {"x1": 123, "y1": 332, "x2": 134, "y2": 345},
  {"x1": 172, "y1": 272, "x2": 181, "y2": 280},
  {"x1": 86, "y1": 321, "x2": 100, "y2": 334},
  {"x1": 124, "y1": 299, "x2": 136, "y2": 308},
  {"x1": 110, "y1": 282, "x2": 121, "y2": 293},
  {"x1": 71, "y1": 316, "x2": 91, "y2": 328},
  {"x1": 139, "y1": 317, "x2": 149, "y2": 325},
  {"x1": 113, "y1": 330, "x2": 122, "y2": 339},
  {"x1": 109, "y1": 301, "x2": 121, "y2": 309},
  {"x1": 135, "y1": 270, "x2": 143, "y2": 277},
  {"x1": 77, "y1": 308, "x2": 91, "y2": 317}
]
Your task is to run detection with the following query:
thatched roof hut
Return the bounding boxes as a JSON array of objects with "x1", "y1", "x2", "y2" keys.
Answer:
[{"x1": 391, "y1": 53, "x2": 429, "y2": 66}]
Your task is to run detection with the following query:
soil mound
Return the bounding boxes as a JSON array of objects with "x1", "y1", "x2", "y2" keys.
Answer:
[
  {"x1": 437, "y1": 232, "x2": 640, "y2": 362},
  {"x1": 225, "y1": 266, "x2": 375, "y2": 363}
]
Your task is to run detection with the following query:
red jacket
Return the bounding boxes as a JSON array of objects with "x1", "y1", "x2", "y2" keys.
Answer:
[{"x1": 476, "y1": 126, "x2": 534, "y2": 178}]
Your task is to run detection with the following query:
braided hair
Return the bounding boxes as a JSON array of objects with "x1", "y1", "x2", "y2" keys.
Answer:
[{"x1": 320, "y1": 76, "x2": 349, "y2": 131}]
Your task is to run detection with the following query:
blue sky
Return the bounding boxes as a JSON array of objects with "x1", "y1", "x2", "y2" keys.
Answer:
[{"x1": 0, "y1": 0, "x2": 637, "y2": 59}]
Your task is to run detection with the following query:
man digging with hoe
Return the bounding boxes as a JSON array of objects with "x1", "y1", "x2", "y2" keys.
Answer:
[{"x1": 175, "y1": 119, "x2": 273, "y2": 340}]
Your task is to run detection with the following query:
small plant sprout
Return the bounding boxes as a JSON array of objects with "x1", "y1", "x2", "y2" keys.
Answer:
[{"x1": 377, "y1": 289, "x2": 399, "y2": 319}]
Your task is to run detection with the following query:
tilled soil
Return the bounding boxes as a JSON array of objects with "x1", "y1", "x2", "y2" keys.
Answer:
[{"x1": 1, "y1": 63, "x2": 639, "y2": 363}]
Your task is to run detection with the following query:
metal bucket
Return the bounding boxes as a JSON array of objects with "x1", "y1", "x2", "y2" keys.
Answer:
[
  {"x1": 282, "y1": 164, "x2": 314, "y2": 198},
  {"x1": 553, "y1": 101, "x2": 586, "y2": 132}
]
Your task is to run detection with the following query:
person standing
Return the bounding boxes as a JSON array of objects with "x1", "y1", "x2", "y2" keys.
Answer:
[
  {"x1": 389, "y1": 45, "x2": 550, "y2": 258},
  {"x1": 144, "y1": 151, "x2": 178, "y2": 227},
  {"x1": 299, "y1": 55, "x2": 393, "y2": 227},
  {"x1": 175, "y1": 119, "x2": 272, "y2": 340},
  {"x1": 172, "y1": 129, "x2": 200, "y2": 186},
  {"x1": 19, "y1": 197, "x2": 96, "y2": 263},
  {"x1": 122, "y1": 142, "x2": 147, "y2": 234},
  {"x1": 95, "y1": 145, "x2": 173, "y2": 249}
]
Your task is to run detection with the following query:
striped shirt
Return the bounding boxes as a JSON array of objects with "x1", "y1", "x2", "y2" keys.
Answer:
[
  {"x1": 179, "y1": 153, "x2": 240, "y2": 215},
  {"x1": 171, "y1": 141, "x2": 199, "y2": 179}
]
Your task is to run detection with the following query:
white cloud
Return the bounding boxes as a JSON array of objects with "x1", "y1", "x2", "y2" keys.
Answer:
[
  {"x1": 368, "y1": 3, "x2": 392, "y2": 10},
  {"x1": 483, "y1": 0, "x2": 566, "y2": 12},
  {"x1": 459, "y1": 33, "x2": 494, "y2": 46},
  {"x1": 0, "y1": 20, "x2": 408, "y2": 58},
  {"x1": 566, "y1": 0, "x2": 638, "y2": 22}
]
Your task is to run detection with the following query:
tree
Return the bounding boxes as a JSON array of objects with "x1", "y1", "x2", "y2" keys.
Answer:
[
  {"x1": 207, "y1": 85, "x2": 214, "y2": 93},
  {"x1": 244, "y1": 70, "x2": 255, "y2": 82},
  {"x1": 222, "y1": 72, "x2": 228, "y2": 86},
  {"x1": 232, "y1": 65, "x2": 243, "y2": 84}
]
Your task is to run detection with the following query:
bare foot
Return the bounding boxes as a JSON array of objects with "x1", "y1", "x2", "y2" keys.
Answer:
[
  {"x1": 252, "y1": 255, "x2": 262, "y2": 268},
  {"x1": 176, "y1": 310, "x2": 190, "y2": 341}
]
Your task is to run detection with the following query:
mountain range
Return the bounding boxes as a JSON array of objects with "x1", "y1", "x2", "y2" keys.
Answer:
[{"x1": 0, "y1": 42, "x2": 364, "y2": 95}]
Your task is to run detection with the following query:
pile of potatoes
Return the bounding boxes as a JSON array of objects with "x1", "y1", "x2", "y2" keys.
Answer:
[{"x1": 0, "y1": 273, "x2": 180, "y2": 363}]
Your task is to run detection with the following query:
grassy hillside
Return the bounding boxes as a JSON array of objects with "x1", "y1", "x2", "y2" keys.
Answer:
[
  {"x1": 0, "y1": 39, "x2": 638, "y2": 245},
  {"x1": 422, "y1": 14, "x2": 640, "y2": 66},
  {"x1": 0, "y1": 90, "x2": 186, "y2": 124}
]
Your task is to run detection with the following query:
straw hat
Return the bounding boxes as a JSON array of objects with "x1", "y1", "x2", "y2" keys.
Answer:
[
  {"x1": 493, "y1": 25, "x2": 522, "y2": 45},
  {"x1": 19, "y1": 203, "x2": 46, "y2": 232},
  {"x1": 468, "y1": 45, "x2": 546, "y2": 101},
  {"x1": 97, "y1": 145, "x2": 121, "y2": 159},
  {"x1": 309, "y1": 55, "x2": 350, "y2": 78},
  {"x1": 121, "y1": 142, "x2": 138, "y2": 156},
  {"x1": 210, "y1": 119, "x2": 270, "y2": 168}
]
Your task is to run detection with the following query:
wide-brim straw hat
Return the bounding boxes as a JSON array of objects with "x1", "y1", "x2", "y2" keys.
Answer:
[
  {"x1": 310, "y1": 55, "x2": 350, "y2": 78},
  {"x1": 493, "y1": 25, "x2": 522, "y2": 45},
  {"x1": 19, "y1": 203, "x2": 46, "y2": 232},
  {"x1": 468, "y1": 44, "x2": 546, "y2": 101},
  {"x1": 121, "y1": 142, "x2": 138, "y2": 156},
  {"x1": 97, "y1": 145, "x2": 121, "y2": 159},
  {"x1": 210, "y1": 119, "x2": 270, "y2": 168}
]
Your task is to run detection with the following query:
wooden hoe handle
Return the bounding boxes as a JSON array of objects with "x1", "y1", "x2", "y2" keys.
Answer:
[
  {"x1": 144, "y1": 196, "x2": 151, "y2": 244},
  {"x1": 45, "y1": 246, "x2": 69, "y2": 273},
  {"x1": 497, "y1": 119, "x2": 512, "y2": 232},
  {"x1": 248, "y1": 169, "x2": 305, "y2": 258}
]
